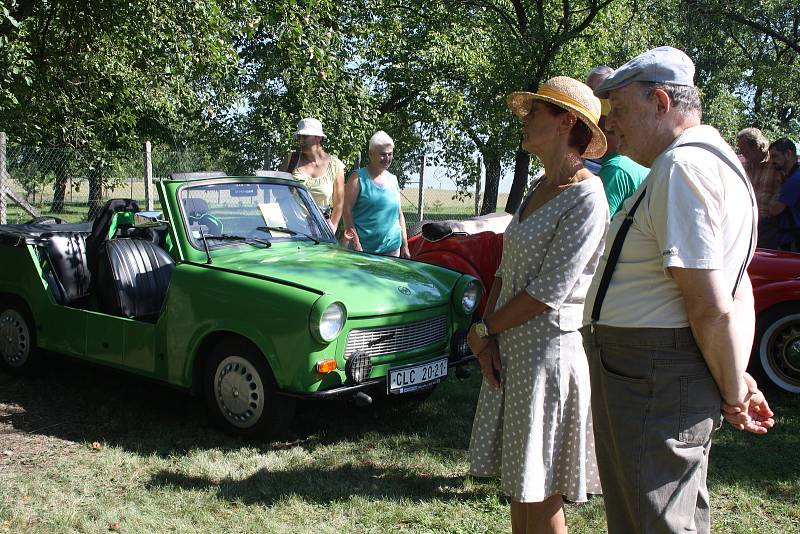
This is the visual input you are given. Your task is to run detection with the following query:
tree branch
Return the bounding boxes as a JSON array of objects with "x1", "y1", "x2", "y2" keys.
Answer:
[
  {"x1": 711, "y1": 6, "x2": 800, "y2": 55},
  {"x1": 510, "y1": 0, "x2": 528, "y2": 32}
]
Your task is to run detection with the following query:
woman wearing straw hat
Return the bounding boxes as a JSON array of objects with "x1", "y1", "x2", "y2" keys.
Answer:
[
  {"x1": 466, "y1": 76, "x2": 609, "y2": 533},
  {"x1": 281, "y1": 117, "x2": 346, "y2": 231}
]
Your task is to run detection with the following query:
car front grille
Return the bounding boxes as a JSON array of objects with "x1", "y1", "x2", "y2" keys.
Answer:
[{"x1": 344, "y1": 315, "x2": 448, "y2": 358}]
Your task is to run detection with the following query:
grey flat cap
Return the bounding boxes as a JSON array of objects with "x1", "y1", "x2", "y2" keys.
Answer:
[{"x1": 594, "y1": 46, "x2": 695, "y2": 99}]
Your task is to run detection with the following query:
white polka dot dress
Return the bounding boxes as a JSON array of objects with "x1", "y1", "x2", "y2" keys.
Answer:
[{"x1": 468, "y1": 178, "x2": 609, "y2": 503}]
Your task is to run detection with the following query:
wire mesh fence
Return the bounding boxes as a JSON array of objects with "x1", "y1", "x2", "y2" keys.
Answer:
[
  {"x1": 398, "y1": 163, "x2": 504, "y2": 229},
  {"x1": 0, "y1": 136, "x2": 491, "y2": 228},
  {"x1": 0, "y1": 141, "x2": 225, "y2": 223}
]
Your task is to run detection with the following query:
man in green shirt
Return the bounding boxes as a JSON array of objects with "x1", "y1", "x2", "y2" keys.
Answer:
[{"x1": 586, "y1": 66, "x2": 650, "y2": 216}]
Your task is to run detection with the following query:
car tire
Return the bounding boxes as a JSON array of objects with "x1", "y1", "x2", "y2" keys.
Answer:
[
  {"x1": 754, "y1": 303, "x2": 800, "y2": 393},
  {"x1": 203, "y1": 338, "x2": 295, "y2": 438},
  {"x1": 0, "y1": 298, "x2": 44, "y2": 375}
]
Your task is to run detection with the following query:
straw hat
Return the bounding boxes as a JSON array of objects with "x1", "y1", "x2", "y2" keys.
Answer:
[{"x1": 507, "y1": 76, "x2": 607, "y2": 159}]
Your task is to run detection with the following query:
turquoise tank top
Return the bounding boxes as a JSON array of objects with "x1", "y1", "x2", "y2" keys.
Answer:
[{"x1": 351, "y1": 167, "x2": 402, "y2": 254}]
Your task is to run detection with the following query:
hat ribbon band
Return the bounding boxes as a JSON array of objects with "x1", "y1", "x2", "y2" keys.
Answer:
[{"x1": 536, "y1": 87, "x2": 600, "y2": 124}]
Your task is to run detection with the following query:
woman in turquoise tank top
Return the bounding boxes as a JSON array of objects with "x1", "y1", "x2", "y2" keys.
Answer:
[{"x1": 342, "y1": 131, "x2": 410, "y2": 257}]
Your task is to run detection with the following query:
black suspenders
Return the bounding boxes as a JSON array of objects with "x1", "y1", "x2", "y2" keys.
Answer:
[{"x1": 590, "y1": 142, "x2": 756, "y2": 324}]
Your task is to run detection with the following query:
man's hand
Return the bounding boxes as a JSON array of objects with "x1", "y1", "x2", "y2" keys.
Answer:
[
  {"x1": 400, "y1": 244, "x2": 411, "y2": 258},
  {"x1": 721, "y1": 372, "x2": 775, "y2": 434},
  {"x1": 476, "y1": 339, "x2": 502, "y2": 389}
]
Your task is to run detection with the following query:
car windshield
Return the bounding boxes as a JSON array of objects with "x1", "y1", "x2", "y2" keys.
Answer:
[{"x1": 179, "y1": 180, "x2": 334, "y2": 249}]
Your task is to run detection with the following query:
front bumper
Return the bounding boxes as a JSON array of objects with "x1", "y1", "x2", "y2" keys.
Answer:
[{"x1": 277, "y1": 352, "x2": 474, "y2": 400}]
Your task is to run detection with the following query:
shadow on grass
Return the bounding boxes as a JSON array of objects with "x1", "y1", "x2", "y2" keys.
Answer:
[
  {"x1": 147, "y1": 463, "x2": 480, "y2": 505},
  {"x1": 707, "y1": 385, "x2": 800, "y2": 504},
  {"x1": 0, "y1": 354, "x2": 481, "y2": 459}
]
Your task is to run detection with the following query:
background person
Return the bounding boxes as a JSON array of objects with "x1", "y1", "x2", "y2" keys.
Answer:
[
  {"x1": 767, "y1": 137, "x2": 800, "y2": 251},
  {"x1": 341, "y1": 131, "x2": 410, "y2": 257},
  {"x1": 738, "y1": 127, "x2": 781, "y2": 248},
  {"x1": 468, "y1": 76, "x2": 609, "y2": 534},
  {"x1": 585, "y1": 65, "x2": 649, "y2": 217},
  {"x1": 280, "y1": 117, "x2": 346, "y2": 231},
  {"x1": 585, "y1": 46, "x2": 773, "y2": 534}
]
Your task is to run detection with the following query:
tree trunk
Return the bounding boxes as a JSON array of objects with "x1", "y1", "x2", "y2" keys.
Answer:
[
  {"x1": 505, "y1": 147, "x2": 530, "y2": 214},
  {"x1": 87, "y1": 173, "x2": 104, "y2": 220},
  {"x1": 50, "y1": 161, "x2": 67, "y2": 213},
  {"x1": 480, "y1": 155, "x2": 501, "y2": 215}
]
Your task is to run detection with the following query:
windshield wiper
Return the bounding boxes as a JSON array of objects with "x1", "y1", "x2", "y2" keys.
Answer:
[
  {"x1": 255, "y1": 226, "x2": 320, "y2": 244},
  {"x1": 204, "y1": 234, "x2": 272, "y2": 247}
]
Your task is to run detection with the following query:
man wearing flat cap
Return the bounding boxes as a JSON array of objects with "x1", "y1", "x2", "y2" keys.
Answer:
[{"x1": 580, "y1": 46, "x2": 775, "y2": 533}]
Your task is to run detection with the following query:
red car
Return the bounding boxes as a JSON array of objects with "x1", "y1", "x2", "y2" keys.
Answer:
[{"x1": 409, "y1": 216, "x2": 800, "y2": 393}]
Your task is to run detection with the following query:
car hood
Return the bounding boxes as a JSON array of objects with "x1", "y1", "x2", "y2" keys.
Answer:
[{"x1": 210, "y1": 244, "x2": 460, "y2": 316}]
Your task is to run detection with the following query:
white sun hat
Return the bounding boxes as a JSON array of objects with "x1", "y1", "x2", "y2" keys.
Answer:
[{"x1": 295, "y1": 117, "x2": 326, "y2": 138}]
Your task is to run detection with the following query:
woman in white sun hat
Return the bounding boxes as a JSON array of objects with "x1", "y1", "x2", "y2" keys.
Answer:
[
  {"x1": 281, "y1": 117, "x2": 346, "y2": 231},
  {"x1": 466, "y1": 76, "x2": 609, "y2": 534}
]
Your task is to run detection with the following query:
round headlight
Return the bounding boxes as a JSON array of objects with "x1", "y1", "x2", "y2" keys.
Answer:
[
  {"x1": 461, "y1": 281, "x2": 480, "y2": 314},
  {"x1": 316, "y1": 302, "x2": 345, "y2": 342}
]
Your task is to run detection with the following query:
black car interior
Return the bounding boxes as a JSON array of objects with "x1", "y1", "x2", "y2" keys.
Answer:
[{"x1": 4, "y1": 199, "x2": 174, "y2": 322}]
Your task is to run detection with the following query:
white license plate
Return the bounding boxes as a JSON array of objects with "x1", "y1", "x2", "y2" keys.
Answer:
[{"x1": 387, "y1": 357, "x2": 448, "y2": 394}]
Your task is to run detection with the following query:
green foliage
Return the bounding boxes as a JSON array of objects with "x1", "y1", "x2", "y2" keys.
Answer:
[
  {"x1": 2, "y1": 0, "x2": 800, "y2": 211},
  {"x1": 0, "y1": 1, "x2": 244, "y2": 151}
]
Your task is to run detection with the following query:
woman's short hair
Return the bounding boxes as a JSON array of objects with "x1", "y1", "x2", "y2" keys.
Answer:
[
  {"x1": 737, "y1": 127, "x2": 769, "y2": 156},
  {"x1": 369, "y1": 131, "x2": 394, "y2": 151},
  {"x1": 541, "y1": 101, "x2": 594, "y2": 156}
]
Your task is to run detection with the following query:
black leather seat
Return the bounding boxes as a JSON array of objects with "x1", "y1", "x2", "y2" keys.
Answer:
[
  {"x1": 86, "y1": 198, "x2": 141, "y2": 283},
  {"x1": 43, "y1": 232, "x2": 91, "y2": 306},
  {"x1": 95, "y1": 238, "x2": 175, "y2": 322}
]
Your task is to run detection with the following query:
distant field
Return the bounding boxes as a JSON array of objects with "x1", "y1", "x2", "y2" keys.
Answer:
[{"x1": 2, "y1": 185, "x2": 505, "y2": 225}]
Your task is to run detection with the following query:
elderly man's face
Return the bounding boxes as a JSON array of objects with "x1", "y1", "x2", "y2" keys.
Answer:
[{"x1": 605, "y1": 83, "x2": 655, "y2": 166}]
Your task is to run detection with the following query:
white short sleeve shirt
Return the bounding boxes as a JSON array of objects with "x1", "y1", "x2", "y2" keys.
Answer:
[{"x1": 583, "y1": 125, "x2": 756, "y2": 328}]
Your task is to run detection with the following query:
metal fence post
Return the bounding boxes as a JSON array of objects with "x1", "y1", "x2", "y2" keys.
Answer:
[
  {"x1": 417, "y1": 154, "x2": 425, "y2": 221},
  {"x1": 475, "y1": 155, "x2": 482, "y2": 216},
  {"x1": 144, "y1": 140, "x2": 153, "y2": 211},
  {"x1": 0, "y1": 132, "x2": 6, "y2": 224}
]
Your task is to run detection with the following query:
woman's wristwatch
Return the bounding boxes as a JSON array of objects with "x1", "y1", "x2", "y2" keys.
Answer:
[{"x1": 474, "y1": 319, "x2": 493, "y2": 338}]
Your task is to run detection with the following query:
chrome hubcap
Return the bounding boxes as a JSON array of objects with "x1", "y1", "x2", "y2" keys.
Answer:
[
  {"x1": 0, "y1": 310, "x2": 29, "y2": 368},
  {"x1": 214, "y1": 355, "x2": 264, "y2": 429},
  {"x1": 768, "y1": 321, "x2": 800, "y2": 387}
]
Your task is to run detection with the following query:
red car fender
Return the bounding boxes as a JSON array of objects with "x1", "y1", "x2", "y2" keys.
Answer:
[
  {"x1": 751, "y1": 280, "x2": 800, "y2": 314},
  {"x1": 409, "y1": 231, "x2": 504, "y2": 316}
]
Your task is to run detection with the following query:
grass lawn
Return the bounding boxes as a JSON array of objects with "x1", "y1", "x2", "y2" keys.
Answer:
[{"x1": 0, "y1": 359, "x2": 798, "y2": 533}]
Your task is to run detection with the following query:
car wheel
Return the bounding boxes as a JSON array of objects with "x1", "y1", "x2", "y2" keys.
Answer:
[
  {"x1": 756, "y1": 303, "x2": 800, "y2": 393},
  {"x1": 203, "y1": 339, "x2": 295, "y2": 438},
  {"x1": 0, "y1": 299, "x2": 43, "y2": 375}
]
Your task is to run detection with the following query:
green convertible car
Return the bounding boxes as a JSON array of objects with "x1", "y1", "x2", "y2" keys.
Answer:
[{"x1": 0, "y1": 173, "x2": 479, "y2": 437}]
